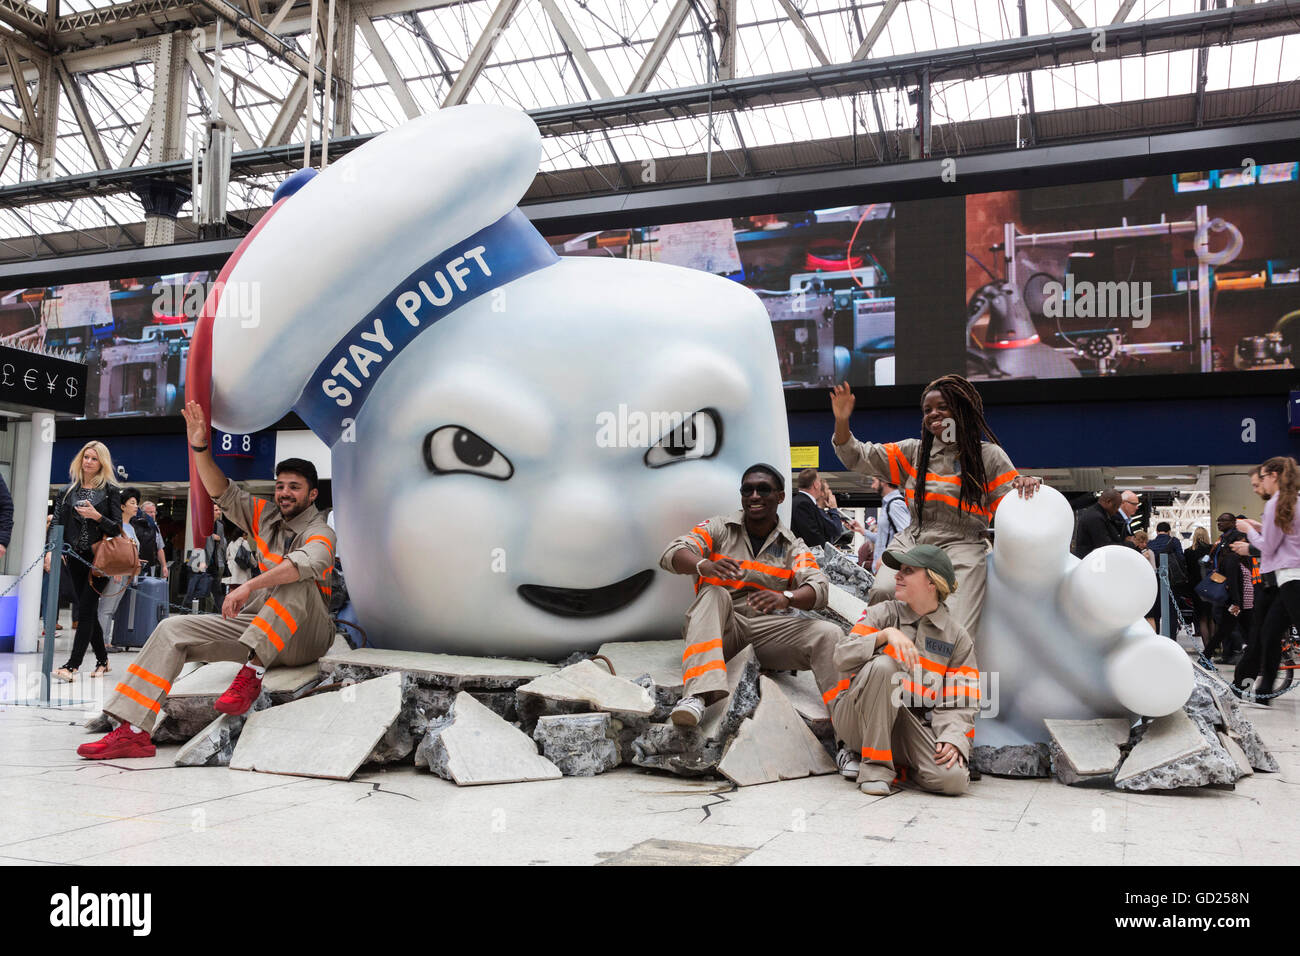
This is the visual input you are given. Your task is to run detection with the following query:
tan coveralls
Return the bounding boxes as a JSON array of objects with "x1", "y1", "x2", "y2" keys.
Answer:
[
  {"x1": 834, "y1": 434, "x2": 1018, "y2": 637},
  {"x1": 660, "y1": 510, "x2": 842, "y2": 705},
  {"x1": 103, "y1": 482, "x2": 337, "y2": 733},
  {"x1": 829, "y1": 600, "x2": 979, "y2": 794}
]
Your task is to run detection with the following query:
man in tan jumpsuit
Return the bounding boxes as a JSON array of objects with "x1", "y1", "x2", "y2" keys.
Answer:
[
  {"x1": 660, "y1": 463, "x2": 843, "y2": 734},
  {"x1": 77, "y1": 401, "x2": 336, "y2": 760},
  {"x1": 829, "y1": 544, "x2": 979, "y2": 796}
]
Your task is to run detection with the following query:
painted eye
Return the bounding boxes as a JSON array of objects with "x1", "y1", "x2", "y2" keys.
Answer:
[
  {"x1": 644, "y1": 409, "x2": 722, "y2": 468},
  {"x1": 424, "y1": 426, "x2": 513, "y2": 480}
]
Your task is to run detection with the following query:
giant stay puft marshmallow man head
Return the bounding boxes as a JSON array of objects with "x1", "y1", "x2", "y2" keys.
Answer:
[{"x1": 197, "y1": 105, "x2": 790, "y2": 659}]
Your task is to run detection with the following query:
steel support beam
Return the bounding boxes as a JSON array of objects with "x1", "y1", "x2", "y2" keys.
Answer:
[
  {"x1": 539, "y1": 0, "x2": 613, "y2": 99},
  {"x1": 196, "y1": 0, "x2": 328, "y2": 83},
  {"x1": 1050, "y1": 0, "x2": 1088, "y2": 31},
  {"x1": 714, "y1": 0, "x2": 735, "y2": 80},
  {"x1": 357, "y1": 12, "x2": 420, "y2": 118},
  {"x1": 775, "y1": 0, "x2": 830, "y2": 66},
  {"x1": 626, "y1": 0, "x2": 690, "y2": 94},
  {"x1": 186, "y1": 47, "x2": 257, "y2": 150},
  {"x1": 441, "y1": 0, "x2": 519, "y2": 107},
  {"x1": 56, "y1": 61, "x2": 110, "y2": 169},
  {"x1": 853, "y1": 0, "x2": 901, "y2": 60}
]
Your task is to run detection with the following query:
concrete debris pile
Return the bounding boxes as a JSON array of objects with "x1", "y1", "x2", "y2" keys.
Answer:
[
  {"x1": 811, "y1": 544, "x2": 874, "y2": 603},
  {"x1": 1035, "y1": 664, "x2": 1275, "y2": 791}
]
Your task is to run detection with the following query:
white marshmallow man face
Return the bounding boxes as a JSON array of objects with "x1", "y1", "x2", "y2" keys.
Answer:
[{"x1": 331, "y1": 257, "x2": 791, "y2": 659}]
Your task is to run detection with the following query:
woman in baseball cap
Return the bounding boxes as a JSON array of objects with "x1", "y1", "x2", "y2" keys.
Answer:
[{"x1": 825, "y1": 542, "x2": 981, "y2": 796}]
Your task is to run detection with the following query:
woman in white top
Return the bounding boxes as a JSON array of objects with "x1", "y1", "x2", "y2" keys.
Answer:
[
  {"x1": 95, "y1": 486, "x2": 142, "y2": 656},
  {"x1": 1237, "y1": 455, "x2": 1300, "y2": 704},
  {"x1": 224, "y1": 532, "x2": 255, "y2": 592}
]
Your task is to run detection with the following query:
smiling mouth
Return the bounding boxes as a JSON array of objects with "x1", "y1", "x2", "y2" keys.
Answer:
[{"x1": 518, "y1": 570, "x2": 655, "y2": 618}]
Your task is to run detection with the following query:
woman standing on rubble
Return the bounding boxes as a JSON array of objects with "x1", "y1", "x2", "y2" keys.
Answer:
[{"x1": 830, "y1": 374, "x2": 1041, "y2": 638}]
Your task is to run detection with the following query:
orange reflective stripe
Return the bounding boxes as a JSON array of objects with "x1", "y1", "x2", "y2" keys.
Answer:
[
  {"x1": 947, "y1": 664, "x2": 979, "y2": 678},
  {"x1": 692, "y1": 524, "x2": 714, "y2": 553},
  {"x1": 265, "y1": 597, "x2": 298, "y2": 634},
  {"x1": 822, "y1": 678, "x2": 851, "y2": 705},
  {"x1": 683, "y1": 638, "x2": 723, "y2": 661},
  {"x1": 884, "y1": 443, "x2": 914, "y2": 485},
  {"x1": 729, "y1": 557, "x2": 794, "y2": 580},
  {"x1": 984, "y1": 469, "x2": 1018, "y2": 491},
  {"x1": 115, "y1": 683, "x2": 161, "y2": 714},
  {"x1": 943, "y1": 684, "x2": 981, "y2": 701},
  {"x1": 126, "y1": 663, "x2": 171, "y2": 694},
  {"x1": 965, "y1": 727, "x2": 975, "y2": 739},
  {"x1": 901, "y1": 678, "x2": 936, "y2": 701},
  {"x1": 683, "y1": 660, "x2": 726, "y2": 681},
  {"x1": 251, "y1": 615, "x2": 285, "y2": 652},
  {"x1": 861, "y1": 745, "x2": 892, "y2": 761},
  {"x1": 881, "y1": 643, "x2": 902, "y2": 662},
  {"x1": 305, "y1": 535, "x2": 334, "y2": 554},
  {"x1": 250, "y1": 498, "x2": 283, "y2": 567},
  {"x1": 850, "y1": 622, "x2": 879, "y2": 637},
  {"x1": 905, "y1": 487, "x2": 990, "y2": 519}
]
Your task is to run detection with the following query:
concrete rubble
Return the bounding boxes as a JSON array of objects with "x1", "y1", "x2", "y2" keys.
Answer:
[
  {"x1": 1115, "y1": 709, "x2": 1239, "y2": 791},
  {"x1": 1045, "y1": 718, "x2": 1130, "y2": 786},
  {"x1": 971, "y1": 743, "x2": 1052, "y2": 778},
  {"x1": 416, "y1": 691, "x2": 561, "y2": 785},
  {"x1": 151, "y1": 660, "x2": 322, "y2": 744},
  {"x1": 533, "y1": 713, "x2": 620, "y2": 776},
  {"x1": 812, "y1": 544, "x2": 874, "y2": 604},
  {"x1": 768, "y1": 670, "x2": 834, "y2": 753},
  {"x1": 629, "y1": 646, "x2": 762, "y2": 776},
  {"x1": 515, "y1": 659, "x2": 655, "y2": 724},
  {"x1": 230, "y1": 672, "x2": 403, "y2": 780},
  {"x1": 174, "y1": 692, "x2": 272, "y2": 767},
  {"x1": 717, "y1": 677, "x2": 838, "y2": 786}
]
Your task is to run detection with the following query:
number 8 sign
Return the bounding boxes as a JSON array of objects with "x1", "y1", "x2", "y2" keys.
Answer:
[{"x1": 213, "y1": 428, "x2": 256, "y2": 459}]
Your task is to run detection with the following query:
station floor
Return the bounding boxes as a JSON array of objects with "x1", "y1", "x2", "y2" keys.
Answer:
[{"x1": 1, "y1": 637, "x2": 1296, "y2": 866}]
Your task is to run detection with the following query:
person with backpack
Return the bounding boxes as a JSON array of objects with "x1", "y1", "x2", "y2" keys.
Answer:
[
  {"x1": 1149, "y1": 521, "x2": 1191, "y2": 633},
  {"x1": 871, "y1": 475, "x2": 911, "y2": 573},
  {"x1": 131, "y1": 501, "x2": 167, "y2": 579},
  {"x1": 1201, "y1": 512, "x2": 1248, "y2": 663},
  {"x1": 224, "y1": 531, "x2": 257, "y2": 594}
]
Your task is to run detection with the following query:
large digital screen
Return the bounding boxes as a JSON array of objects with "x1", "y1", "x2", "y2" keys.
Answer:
[
  {"x1": 0, "y1": 272, "x2": 213, "y2": 418},
  {"x1": 965, "y1": 162, "x2": 1300, "y2": 380},
  {"x1": 545, "y1": 203, "x2": 897, "y2": 390}
]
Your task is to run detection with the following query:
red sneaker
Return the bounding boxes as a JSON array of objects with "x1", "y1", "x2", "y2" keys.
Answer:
[
  {"x1": 77, "y1": 723, "x2": 156, "y2": 760},
  {"x1": 215, "y1": 665, "x2": 263, "y2": 716}
]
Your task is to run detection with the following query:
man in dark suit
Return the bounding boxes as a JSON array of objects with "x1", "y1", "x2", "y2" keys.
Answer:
[
  {"x1": 1073, "y1": 490, "x2": 1124, "y2": 559},
  {"x1": 792, "y1": 469, "x2": 856, "y2": 547}
]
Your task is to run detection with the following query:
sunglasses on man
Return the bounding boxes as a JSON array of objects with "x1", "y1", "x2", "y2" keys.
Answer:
[{"x1": 740, "y1": 482, "x2": 778, "y2": 498}]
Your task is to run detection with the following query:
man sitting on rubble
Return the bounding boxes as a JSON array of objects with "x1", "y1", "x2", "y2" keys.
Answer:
[
  {"x1": 660, "y1": 463, "x2": 850, "y2": 758},
  {"x1": 76, "y1": 401, "x2": 337, "y2": 760},
  {"x1": 828, "y1": 544, "x2": 979, "y2": 795}
]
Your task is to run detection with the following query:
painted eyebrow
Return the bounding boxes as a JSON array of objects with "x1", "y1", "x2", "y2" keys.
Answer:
[
  {"x1": 624, "y1": 351, "x2": 750, "y2": 428},
  {"x1": 388, "y1": 368, "x2": 554, "y2": 458}
]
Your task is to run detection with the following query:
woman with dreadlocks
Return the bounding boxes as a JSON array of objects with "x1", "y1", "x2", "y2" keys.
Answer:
[{"x1": 830, "y1": 375, "x2": 1041, "y2": 636}]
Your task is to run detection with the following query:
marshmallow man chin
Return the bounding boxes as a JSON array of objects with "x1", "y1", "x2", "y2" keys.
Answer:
[
  {"x1": 208, "y1": 105, "x2": 541, "y2": 435},
  {"x1": 329, "y1": 257, "x2": 791, "y2": 657}
]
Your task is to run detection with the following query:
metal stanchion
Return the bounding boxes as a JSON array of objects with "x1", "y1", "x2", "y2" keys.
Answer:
[
  {"x1": 1159, "y1": 552, "x2": 1172, "y2": 638},
  {"x1": 38, "y1": 526, "x2": 63, "y2": 705}
]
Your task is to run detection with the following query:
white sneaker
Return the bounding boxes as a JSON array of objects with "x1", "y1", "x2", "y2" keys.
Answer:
[
  {"x1": 859, "y1": 780, "x2": 891, "y2": 796},
  {"x1": 836, "y1": 747, "x2": 861, "y2": 779},
  {"x1": 670, "y1": 695, "x2": 706, "y2": 727}
]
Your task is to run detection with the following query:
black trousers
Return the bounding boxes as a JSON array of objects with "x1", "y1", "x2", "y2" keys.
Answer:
[
  {"x1": 1206, "y1": 604, "x2": 1251, "y2": 660},
  {"x1": 62, "y1": 550, "x2": 108, "y2": 670},
  {"x1": 1237, "y1": 580, "x2": 1298, "y2": 694}
]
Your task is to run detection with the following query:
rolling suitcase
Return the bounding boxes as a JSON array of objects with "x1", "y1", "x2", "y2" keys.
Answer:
[{"x1": 111, "y1": 576, "x2": 169, "y2": 649}]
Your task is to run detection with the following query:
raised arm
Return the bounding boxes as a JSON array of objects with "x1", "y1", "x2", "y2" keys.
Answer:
[{"x1": 182, "y1": 400, "x2": 230, "y2": 502}]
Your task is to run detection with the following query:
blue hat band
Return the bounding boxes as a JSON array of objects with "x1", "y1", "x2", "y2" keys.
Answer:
[{"x1": 293, "y1": 207, "x2": 558, "y2": 445}]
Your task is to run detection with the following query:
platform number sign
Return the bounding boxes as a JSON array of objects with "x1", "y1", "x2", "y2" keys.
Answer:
[{"x1": 214, "y1": 429, "x2": 256, "y2": 459}]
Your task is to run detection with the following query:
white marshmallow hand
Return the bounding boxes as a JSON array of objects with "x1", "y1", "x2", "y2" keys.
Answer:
[{"x1": 975, "y1": 485, "x2": 1193, "y2": 747}]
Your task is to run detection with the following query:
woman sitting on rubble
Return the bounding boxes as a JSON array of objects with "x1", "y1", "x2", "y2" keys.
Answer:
[
  {"x1": 830, "y1": 373, "x2": 1040, "y2": 638},
  {"x1": 827, "y1": 544, "x2": 978, "y2": 796}
]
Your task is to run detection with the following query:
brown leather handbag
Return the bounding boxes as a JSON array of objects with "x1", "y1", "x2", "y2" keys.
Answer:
[{"x1": 92, "y1": 534, "x2": 140, "y2": 579}]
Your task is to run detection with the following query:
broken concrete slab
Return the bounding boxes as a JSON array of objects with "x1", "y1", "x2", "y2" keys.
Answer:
[
  {"x1": 1191, "y1": 663, "x2": 1278, "y2": 772},
  {"x1": 174, "y1": 693, "x2": 272, "y2": 767},
  {"x1": 823, "y1": 582, "x2": 869, "y2": 629},
  {"x1": 595, "y1": 640, "x2": 683, "y2": 693},
  {"x1": 718, "y1": 677, "x2": 838, "y2": 786},
  {"x1": 516, "y1": 660, "x2": 655, "y2": 724},
  {"x1": 319, "y1": 647, "x2": 554, "y2": 691},
  {"x1": 533, "y1": 713, "x2": 620, "y2": 776},
  {"x1": 768, "y1": 670, "x2": 832, "y2": 742},
  {"x1": 1217, "y1": 731, "x2": 1254, "y2": 778},
  {"x1": 415, "y1": 691, "x2": 560, "y2": 785},
  {"x1": 632, "y1": 675, "x2": 675, "y2": 722},
  {"x1": 970, "y1": 743, "x2": 1052, "y2": 778},
  {"x1": 1044, "y1": 718, "x2": 1130, "y2": 786},
  {"x1": 631, "y1": 646, "x2": 762, "y2": 777},
  {"x1": 1115, "y1": 710, "x2": 1238, "y2": 790},
  {"x1": 169, "y1": 660, "x2": 322, "y2": 702},
  {"x1": 231, "y1": 672, "x2": 403, "y2": 780}
]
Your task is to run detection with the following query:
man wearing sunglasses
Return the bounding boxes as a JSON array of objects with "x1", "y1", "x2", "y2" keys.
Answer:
[{"x1": 660, "y1": 462, "x2": 842, "y2": 733}]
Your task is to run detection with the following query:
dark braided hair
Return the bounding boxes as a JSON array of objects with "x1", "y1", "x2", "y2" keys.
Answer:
[{"x1": 913, "y1": 374, "x2": 1003, "y2": 531}]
